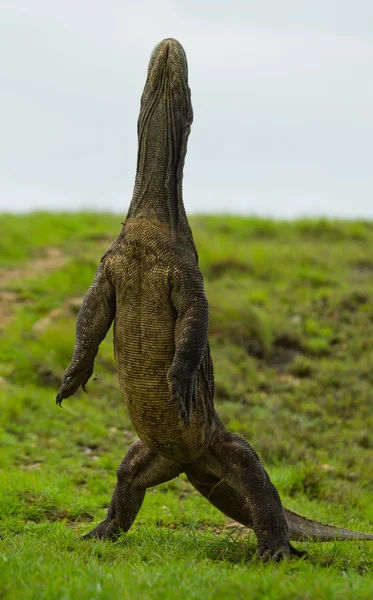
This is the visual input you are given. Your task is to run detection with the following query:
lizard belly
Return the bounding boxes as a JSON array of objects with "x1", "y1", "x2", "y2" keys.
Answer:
[
  {"x1": 118, "y1": 367, "x2": 210, "y2": 462},
  {"x1": 114, "y1": 317, "x2": 209, "y2": 462}
]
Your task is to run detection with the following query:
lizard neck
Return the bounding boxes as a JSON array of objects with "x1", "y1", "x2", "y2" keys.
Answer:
[
  {"x1": 127, "y1": 96, "x2": 190, "y2": 233},
  {"x1": 125, "y1": 38, "x2": 197, "y2": 257}
]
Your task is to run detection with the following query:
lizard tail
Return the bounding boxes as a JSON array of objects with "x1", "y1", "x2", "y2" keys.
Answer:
[{"x1": 284, "y1": 508, "x2": 373, "y2": 541}]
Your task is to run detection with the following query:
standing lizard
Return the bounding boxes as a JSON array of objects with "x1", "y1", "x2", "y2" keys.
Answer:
[{"x1": 56, "y1": 38, "x2": 373, "y2": 561}]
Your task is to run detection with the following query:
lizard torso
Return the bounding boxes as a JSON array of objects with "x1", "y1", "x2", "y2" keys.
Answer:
[{"x1": 105, "y1": 219, "x2": 214, "y2": 461}]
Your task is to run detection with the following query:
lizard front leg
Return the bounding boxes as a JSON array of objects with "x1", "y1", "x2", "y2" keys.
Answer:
[
  {"x1": 168, "y1": 263, "x2": 209, "y2": 426},
  {"x1": 56, "y1": 261, "x2": 115, "y2": 405}
]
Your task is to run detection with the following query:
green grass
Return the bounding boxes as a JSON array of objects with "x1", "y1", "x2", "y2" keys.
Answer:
[{"x1": 1, "y1": 212, "x2": 373, "y2": 598}]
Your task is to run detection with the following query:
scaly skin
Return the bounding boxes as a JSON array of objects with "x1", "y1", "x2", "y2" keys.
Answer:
[{"x1": 56, "y1": 38, "x2": 373, "y2": 561}]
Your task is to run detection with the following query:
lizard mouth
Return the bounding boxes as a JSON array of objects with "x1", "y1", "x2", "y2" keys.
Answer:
[
  {"x1": 147, "y1": 38, "x2": 189, "y2": 88},
  {"x1": 140, "y1": 38, "x2": 193, "y2": 128}
]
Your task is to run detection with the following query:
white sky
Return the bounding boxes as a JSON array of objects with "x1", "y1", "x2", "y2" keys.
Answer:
[{"x1": 0, "y1": 0, "x2": 372, "y2": 217}]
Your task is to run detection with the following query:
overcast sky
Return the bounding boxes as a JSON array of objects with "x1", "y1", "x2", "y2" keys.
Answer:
[{"x1": 0, "y1": 1, "x2": 372, "y2": 217}]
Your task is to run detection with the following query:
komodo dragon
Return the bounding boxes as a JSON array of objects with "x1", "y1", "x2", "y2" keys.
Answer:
[{"x1": 56, "y1": 38, "x2": 373, "y2": 561}]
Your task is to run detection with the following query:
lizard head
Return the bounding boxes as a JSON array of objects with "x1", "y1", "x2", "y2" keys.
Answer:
[
  {"x1": 129, "y1": 38, "x2": 197, "y2": 252},
  {"x1": 139, "y1": 38, "x2": 193, "y2": 135}
]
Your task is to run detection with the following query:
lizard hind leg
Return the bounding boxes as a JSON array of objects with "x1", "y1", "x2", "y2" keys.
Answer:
[
  {"x1": 184, "y1": 467, "x2": 306, "y2": 560},
  {"x1": 186, "y1": 423, "x2": 303, "y2": 562},
  {"x1": 82, "y1": 439, "x2": 182, "y2": 540}
]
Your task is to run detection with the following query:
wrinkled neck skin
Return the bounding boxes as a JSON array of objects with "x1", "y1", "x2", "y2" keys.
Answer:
[{"x1": 126, "y1": 39, "x2": 196, "y2": 253}]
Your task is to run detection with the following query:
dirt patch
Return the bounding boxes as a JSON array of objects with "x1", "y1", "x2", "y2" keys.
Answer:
[
  {"x1": 0, "y1": 247, "x2": 67, "y2": 286},
  {"x1": 0, "y1": 290, "x2": 20, "y2": 329},
  {"x1": 0, "y1": 247, "x2": 68, "y2": 330},
  {"x1": 32, "y1": 297, "x2": 83, "y2": 333}
]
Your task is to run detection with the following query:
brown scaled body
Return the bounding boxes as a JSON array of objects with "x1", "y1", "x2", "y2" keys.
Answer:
[{"x1": 56, "y1": 39, "x2": 373, "y2": 561}]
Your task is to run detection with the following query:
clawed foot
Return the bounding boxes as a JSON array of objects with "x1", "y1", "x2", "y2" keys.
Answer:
[
  {"x1": 56, "y1": 360, "x2": 94, "y2": 406},
  {"x1": 257, "y1": 523, "x2": 307, "y2": 563},
  {"x1": 259, "y1": 544, "x2": 290, "y2": 563},
  {"x1": 258, "y1": 541, "x2": 307, "y2": 563},
  {"x1": 167, "y1": 366, "x2": 197, "y2": 427},
  {"x1": 81, "y1": 519, "x2": 121, "y2": 540}
]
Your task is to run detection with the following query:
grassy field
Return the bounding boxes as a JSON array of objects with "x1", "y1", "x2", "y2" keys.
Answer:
[{"x1": 1, "y1": 212, "x2": 373, "y2": 599}]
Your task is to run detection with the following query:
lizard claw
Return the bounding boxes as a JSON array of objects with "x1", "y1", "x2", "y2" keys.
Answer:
[
  {"x1": 258, "y1": 532, "x2": 306, "y2": 563},
  {"x1": 167, "y1": 367, "x2": 197, "y2": 427},
  {"x1": 259, "y1": 544, "x2": 290, "y2": 563},
  {"x1": 289, "y1": 543, "x2": 308, "y2": 559},
  {"x1": 56, "y1": 361, "x2": 94, "y2": 407},
  {"x1": 258, "y1": 542, "x2": 307, "y2": 562}
]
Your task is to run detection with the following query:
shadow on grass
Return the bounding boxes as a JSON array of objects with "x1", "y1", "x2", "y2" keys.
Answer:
[{"x1": 73, "y1": 526, "x2": 373, "y2": 571}]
